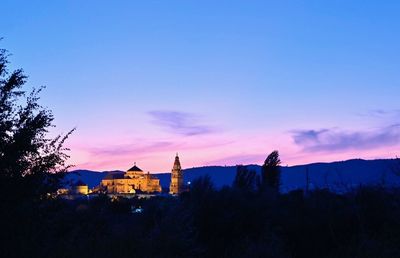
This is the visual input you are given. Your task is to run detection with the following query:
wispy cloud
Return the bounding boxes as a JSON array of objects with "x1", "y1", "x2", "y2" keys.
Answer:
[
  {"x1": 73, "y1": 140, "x2": 180, "y2": 170},
  {"x1": 72, "y1": 136, "x2": 239, "y2": 171},
  {"x1": 86, "y1": 141, "x2": 177, "y2": 157},
  {"x1": 357, "y1": 109, "x2": 400, "y2": 118},
  {"x1": 148, "y1": 110, "x2": 215, "y2": 136},
  {"x1": 292, "y1": 125, "x2": 400, "y2": 152}
]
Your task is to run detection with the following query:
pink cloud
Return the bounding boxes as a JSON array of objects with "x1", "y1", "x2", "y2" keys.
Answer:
[{"x1": 66, "y1": 117, "x2": 400, "y2": 172}]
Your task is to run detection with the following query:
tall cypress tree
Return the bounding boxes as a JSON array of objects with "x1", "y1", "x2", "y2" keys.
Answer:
[{"x1": 260, "y1": 150, "x2": 281, "y2": 193}]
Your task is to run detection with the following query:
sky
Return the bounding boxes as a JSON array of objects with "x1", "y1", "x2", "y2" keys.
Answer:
[{"x1": 1, "y1": 1, "x2": 400, "y2": 172}]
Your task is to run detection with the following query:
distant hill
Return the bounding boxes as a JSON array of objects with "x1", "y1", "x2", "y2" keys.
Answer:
[
  {"x1": 62, "y1": 170, "x2": 123, "y2": 188},
  {"x1": 65, "y1": 159, "x2": 400, "y2": 192}
]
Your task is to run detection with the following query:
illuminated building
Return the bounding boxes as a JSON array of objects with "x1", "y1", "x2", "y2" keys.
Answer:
[
  {"x1": 101, "y1": 163, "x2": 162, "y2": 194},
  {"x1": 73, "y1": 180, "x2": 89, "y2": 195},
  {"x1": 169, "y1": 154, "x2": 184, "y2": 194}
]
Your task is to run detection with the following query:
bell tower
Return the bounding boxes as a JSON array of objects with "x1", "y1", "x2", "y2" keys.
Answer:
[{"x1": 169, "y1": 153, "x2": 183, "y2": 194}]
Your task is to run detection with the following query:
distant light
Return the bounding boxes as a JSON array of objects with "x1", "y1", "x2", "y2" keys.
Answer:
[
  {"x1": 133, "y1": 208, "x2": 143, "y2": 214},
  {"x1": 187, "y1": 181, "x2": 191, "y2": 185}
]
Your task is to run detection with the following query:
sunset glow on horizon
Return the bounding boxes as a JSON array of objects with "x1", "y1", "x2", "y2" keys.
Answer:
[{"x1": 1, "y1": 1, "x2": 399, "y2": 172}]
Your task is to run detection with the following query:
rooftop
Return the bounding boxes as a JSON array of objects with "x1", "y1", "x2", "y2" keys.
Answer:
[{"x1": 127, "y1": 162, "x2": 143, "y2": 172}]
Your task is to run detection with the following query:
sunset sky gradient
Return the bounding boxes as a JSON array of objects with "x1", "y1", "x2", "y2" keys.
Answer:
[{"x1": 1, "y1": 1, "x2": 400, "y2": 172}]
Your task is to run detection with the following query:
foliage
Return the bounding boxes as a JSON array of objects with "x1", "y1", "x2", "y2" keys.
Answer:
[
  {"x1": 233, "y1": 165, "x2": 257, "y2": 192},
  {"x1": 3, "y1": 184, "x2": 400, "y2": 258},
  {"x1": 260, "y1": 150, "x2": 281, "y2": 193},
  {"x1": 0, "y1": 47, "x2": 73, "y2": 200},
  {"x1": 0, "y1": 147, "x2": 398, "y2": 257}
]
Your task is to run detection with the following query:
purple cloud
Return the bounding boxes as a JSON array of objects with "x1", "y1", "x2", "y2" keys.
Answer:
[
  {"x1": 357, "y1": 109, "x2": 400, "y2": 118},
  {"x1": 87, "y1": 141, "x2": 176, "y2": 157},
  {"x1": 148, "y1": 110, "x2": 215, "y2": 136},
  {"x1": 292, "y1": 125, "x2": 400, "y2": 152}
]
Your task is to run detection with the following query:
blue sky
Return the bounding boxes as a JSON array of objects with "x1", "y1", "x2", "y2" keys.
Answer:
[{"x1": 1, "y1": 1, "x2": 400, "y2": 171}]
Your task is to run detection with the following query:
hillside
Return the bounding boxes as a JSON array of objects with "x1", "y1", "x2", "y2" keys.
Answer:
[{"x1": 65, "y1": 159, "x2": 400, "y2": 191}]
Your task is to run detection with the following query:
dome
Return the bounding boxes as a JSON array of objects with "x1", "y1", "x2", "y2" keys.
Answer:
[{"x1": 127, "y1": 162, "x2": 143, "y2": 172}]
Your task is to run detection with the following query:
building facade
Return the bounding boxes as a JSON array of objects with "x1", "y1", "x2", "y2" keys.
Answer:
[
  {"x1": 169, "y1": 154, "x2": 184, "y2": 194},
  {"x1": 101, "y1": 163, "x2": 162, "y2": 194},
  {"x1": 72, "y1": 180, "x2": 89, "y2": 195}
]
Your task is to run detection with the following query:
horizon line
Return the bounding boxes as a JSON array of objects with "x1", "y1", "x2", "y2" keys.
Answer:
[{"x1": 69, "y1": 157, "x2": 397, "y2": 173}]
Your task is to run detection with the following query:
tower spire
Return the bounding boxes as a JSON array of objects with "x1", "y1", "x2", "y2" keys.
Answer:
[{"x1": 170, "y1": 153, "x2": 183, "y2": 195}]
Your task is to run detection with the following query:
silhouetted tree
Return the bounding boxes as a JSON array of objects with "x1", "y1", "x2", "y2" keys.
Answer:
[
  {"x1": 0, "y1": 46, "x2": 73, "y2": 200},
  {"x1": 188, "y1": 175, "x2": 215, "y2": 201},
  {"x1": 260, "y1": 150, "x2": 281, "y2": 193},
  {"x1": 233, "y1": 165, "x2": 257, "y2": 192}
]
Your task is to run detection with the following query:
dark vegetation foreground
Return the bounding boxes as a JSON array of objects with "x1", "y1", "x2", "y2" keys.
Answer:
[{"x1": 2, "y1": 179, "x2": 400, "y2": 258}]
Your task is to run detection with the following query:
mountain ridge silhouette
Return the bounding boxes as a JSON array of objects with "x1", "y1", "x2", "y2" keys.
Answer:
[{"x1": 65, "y1": 158, "x2": 400, "y2": 192}]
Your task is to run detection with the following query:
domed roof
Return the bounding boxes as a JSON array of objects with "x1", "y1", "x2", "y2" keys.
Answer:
[{"x1": 127, "y1": 162, "x2": 143, "y2": 172}]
